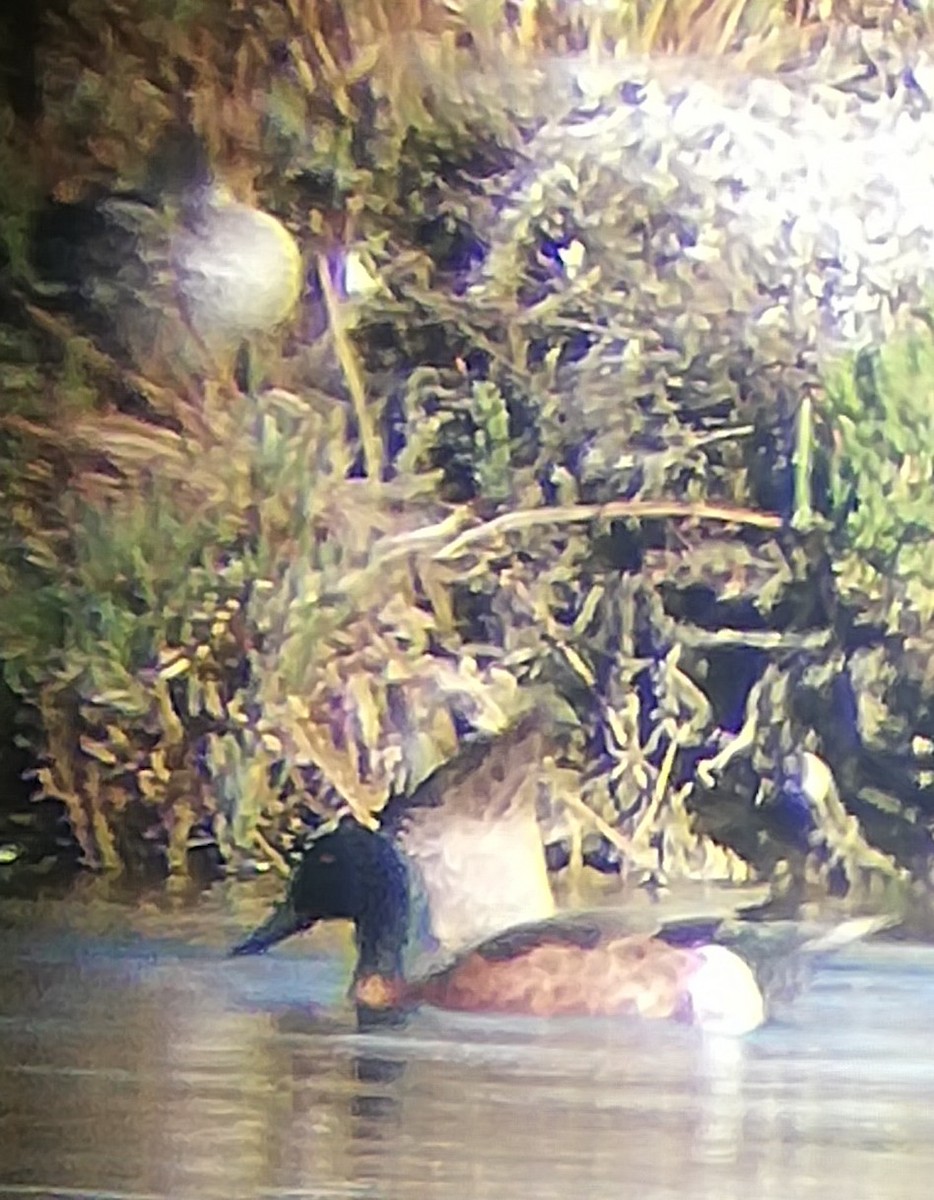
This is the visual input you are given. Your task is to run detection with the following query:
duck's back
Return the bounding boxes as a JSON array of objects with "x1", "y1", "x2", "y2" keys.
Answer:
[{"x1": 408, "y1": 910, "x2": 892, "y2": 1035}]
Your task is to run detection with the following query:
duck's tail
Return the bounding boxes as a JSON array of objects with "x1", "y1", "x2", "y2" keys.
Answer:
[
  {"x1": 795, "y1": 914, "x2": 896, "y2": 955},
  {"x1": 661, "y1": 912, "x2": 897, "y2": 1016},
  {"x1": 728, "y1": 913, "x2": 897, "y2": 1010}
]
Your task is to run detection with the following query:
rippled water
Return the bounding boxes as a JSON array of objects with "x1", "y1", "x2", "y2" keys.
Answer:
[{"x1": 1, "y1": 885, "x2": 933, "y2": 1200}]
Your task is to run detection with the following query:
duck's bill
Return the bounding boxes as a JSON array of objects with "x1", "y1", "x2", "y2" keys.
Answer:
[{"x1": 230, "y1": 902, "x2": 315, "y2": 956}]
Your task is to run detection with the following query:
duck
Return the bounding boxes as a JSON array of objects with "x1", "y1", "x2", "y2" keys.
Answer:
[
  {"x1": 26, "y1": 129, "x2": 303, "y2": 386},
  {"x1": 170, "y1": 183, "x2": 303, "y2": 355},
  {"x1": 231, "y1": 713, "x2": 893, "y2": 1035},
  {"x1": 232, "y1": 710, "x2": 561, "y2": 966}
]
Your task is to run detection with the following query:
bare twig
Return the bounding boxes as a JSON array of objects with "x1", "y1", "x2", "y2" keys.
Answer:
[
  {"x1": 317, "y1": 253, "x2": 382, "y2": 481},
  {"x1": 432, "y1": 499, "x2": 783, "y2": 561},
  {"x1": 252, "y1": 828, "x2": 292, "y2": 878}
]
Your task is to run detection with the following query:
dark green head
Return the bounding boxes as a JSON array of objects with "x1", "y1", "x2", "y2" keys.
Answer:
[{"x1": 230, "y1": 820, "x2": 411, "y2": 982}]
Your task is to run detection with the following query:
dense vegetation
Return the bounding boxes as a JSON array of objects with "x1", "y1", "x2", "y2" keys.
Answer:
[{"x1": 2, "y1": 0, "x2": 934, "y2": 925}]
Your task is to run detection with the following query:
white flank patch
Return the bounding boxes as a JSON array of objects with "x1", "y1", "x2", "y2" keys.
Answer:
[{"x1": 686, "y1": 945, "x2": 766, "y2": 1037}]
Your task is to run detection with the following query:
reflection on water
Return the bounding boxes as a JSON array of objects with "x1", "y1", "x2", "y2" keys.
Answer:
[{"x1": 1, "y1": 890, "x2": 933, "y2": 1200}]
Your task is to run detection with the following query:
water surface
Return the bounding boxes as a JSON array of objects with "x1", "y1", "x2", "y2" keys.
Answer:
[{"x1": 1, "y1": 885, "x2": 932, "y2": 1200}]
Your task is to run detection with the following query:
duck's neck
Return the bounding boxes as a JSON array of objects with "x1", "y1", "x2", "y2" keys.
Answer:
[{"x1": 351, "y1": 838, "x2": 411, "y2": 986}]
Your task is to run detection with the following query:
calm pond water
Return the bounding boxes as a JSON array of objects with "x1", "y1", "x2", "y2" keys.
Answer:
[{"x1": 1, "y1": 881, "x2": 933, "y2": 1200}]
